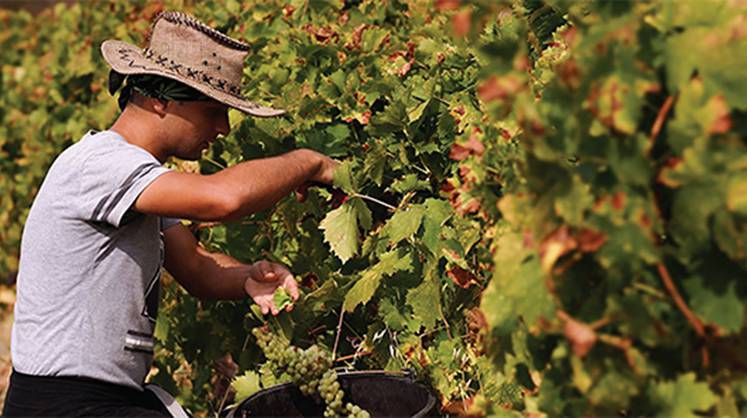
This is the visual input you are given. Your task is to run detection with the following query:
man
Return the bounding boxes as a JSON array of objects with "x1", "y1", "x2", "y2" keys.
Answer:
[{"x1": 3, "y1": 11, "x2": 337, "y2": 416}]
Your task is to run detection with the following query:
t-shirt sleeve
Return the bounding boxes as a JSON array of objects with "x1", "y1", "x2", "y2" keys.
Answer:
[{"x1": 77, "y1": 144, "x2": 171, "y2": 228}]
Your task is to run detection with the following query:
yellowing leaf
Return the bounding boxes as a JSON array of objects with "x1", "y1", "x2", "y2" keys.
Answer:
[
  {"x1": 648, "y1": 373, "x2": 717, "y2": 418},
  {"x1": 231, "y1": 371, "x2": 261, "y2": 404},
  {"x1": 320, "y1": 203, "x2": 358, "y2": 263},
  {"x1": 382, "y1": 205, "x2": 425, "y2": 245},
  {"x1": 343, "y1": 250, "x2": 413, "y2": 312}
]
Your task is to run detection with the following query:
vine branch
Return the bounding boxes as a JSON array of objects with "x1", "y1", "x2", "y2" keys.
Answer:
[
  {"x1": 657, "y1": 262, "x2": 710, "y2": 367},
  {"x1": 648, "y1": 95, "x2": 676, "y2": 152},
  {"x1": 656, "y1": 263, "x2": 705, "y2": 337}
]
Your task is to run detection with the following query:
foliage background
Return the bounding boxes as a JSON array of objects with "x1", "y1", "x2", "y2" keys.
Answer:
[{"x1": 1, "y1": 0, "x2": 746, "y2": 417}]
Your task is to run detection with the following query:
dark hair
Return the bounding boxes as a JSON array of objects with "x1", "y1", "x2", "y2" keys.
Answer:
[{"x1": 108, "y1": 71, "x2": 211, "y2": 111}]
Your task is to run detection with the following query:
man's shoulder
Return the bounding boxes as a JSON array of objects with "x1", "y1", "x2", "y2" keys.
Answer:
[{"x1": 65, "y1": 130, "x2": 159, "y2": 170}]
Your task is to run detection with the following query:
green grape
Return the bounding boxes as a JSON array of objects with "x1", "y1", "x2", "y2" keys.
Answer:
[{"x1": 252, "y1": 327, "x2": 370, "y2": 418}]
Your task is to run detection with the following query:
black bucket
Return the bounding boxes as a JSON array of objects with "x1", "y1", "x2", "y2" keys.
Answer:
[{"x1": 224, "y1": 370, "x2": 439, "y2": 417}]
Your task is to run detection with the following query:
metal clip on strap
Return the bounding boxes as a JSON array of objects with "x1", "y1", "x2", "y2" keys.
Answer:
[{"x1": 145, "y1": 384, "x2": 190, "y2": 418}]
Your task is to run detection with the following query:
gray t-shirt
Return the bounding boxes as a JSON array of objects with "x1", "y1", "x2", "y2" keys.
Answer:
[{"x1": 11, "y1": 129, "x2": 180, "y2": 390}]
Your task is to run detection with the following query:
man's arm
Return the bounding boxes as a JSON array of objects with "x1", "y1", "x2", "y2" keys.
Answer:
[
  {"x1": 135, "y1": 148, "x2": 335, "y2": 221},
  {"x1": 163, "y1": 223, "x2": 299, "y2": 313}
]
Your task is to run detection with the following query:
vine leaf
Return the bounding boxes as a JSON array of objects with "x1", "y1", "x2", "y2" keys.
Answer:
[
  {"x1": 320, "y1": 202, "x2": 359, "y2": 263},
  {"x1": 648, "y1": 373, "x2": 717, "y2": 418},
  {"x1": 272, "y1": 287, "x2": 292, "y2": 312},
  {"x1": 343, "y1": 250, "x2": 413, "y2": 312},
  {"x1": 231, "y1": 371, "x2": 261, "y2": 404},
  {"x1": 333, "y1": 159, "x2": 357, "y2": 194},
  {"x1": 381, "y1": 205, "x2": 425, "y2": 245},
  {"x1": 482, "y1": 232, "x2": 555, "y2": 334},
  {"x1": 406, "y1": 277, "x2": 440, "y2": 331}
]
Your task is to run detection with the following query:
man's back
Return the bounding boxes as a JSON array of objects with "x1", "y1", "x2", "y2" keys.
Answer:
[{"x1": 12, "y1": 130, "x2": 177, "y2": 390}]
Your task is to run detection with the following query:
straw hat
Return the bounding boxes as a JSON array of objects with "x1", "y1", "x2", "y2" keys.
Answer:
[{"x1": 101, "y1": 11, "x2": 285, "y2": 117}]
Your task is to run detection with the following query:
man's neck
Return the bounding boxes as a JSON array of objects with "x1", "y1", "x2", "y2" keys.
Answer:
[{"x1": 109, "y1": 108, "x2": 170, "y2": 164}]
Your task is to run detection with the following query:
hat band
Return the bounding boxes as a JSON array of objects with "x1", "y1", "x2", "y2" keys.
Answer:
[{"x1": 114, "y1": 46, "x2": 245, "y2": 99}]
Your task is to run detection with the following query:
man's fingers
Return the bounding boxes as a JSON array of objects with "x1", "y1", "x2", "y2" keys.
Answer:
[
  {"x1": 286, "y1": 279, "x2": 300, "y2": 300},
  {"x1": 255, "y1": 260, "x2": 272, "y2": 279},
  {"x1": 295, "y1": 183, "x2": 309, "y2": 203},
  {"x1": 260, "y1": 304, "x2": 269, "y2": 315}
]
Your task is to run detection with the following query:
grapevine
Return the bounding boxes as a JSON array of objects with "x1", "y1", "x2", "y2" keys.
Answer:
[
  {"x1": 2, "y1": 0, "x2": 746, "y2": 417},
  {"x1": 251, "y1": 327, "x2": 370, "y2": 418}
]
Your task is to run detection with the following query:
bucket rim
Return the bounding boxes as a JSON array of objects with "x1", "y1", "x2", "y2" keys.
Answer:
[{"x1": 224, "y1": 370, "x2": 438, "y2": 418}]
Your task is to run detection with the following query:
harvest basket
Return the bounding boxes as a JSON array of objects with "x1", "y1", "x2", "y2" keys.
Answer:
[{"x1": 223, "y1": 370, "x2": 439, "y2": 417}]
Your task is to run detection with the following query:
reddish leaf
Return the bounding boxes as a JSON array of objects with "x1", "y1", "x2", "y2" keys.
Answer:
[
  {"x1": 449, "y1": 128, "x2": 484, "y2": 161},
  {"x1": 440, "y1": 180, "x2": 456, "y2": 193},
  {"x1": 539, "y1": 226, "x2": 577, "y2": 273},
  {"x1": 300, "y1": 273, "x2": 318, "y2": 289},
  {"x1": 612, "y1": 191, "x2": 626, "y2": 210},
  {"x1": 442, "y1": 397, "x2": 482, "y2": 418},
  {"x1": 477, "y1": 75, "x2": 523, "y2": 103},
  {"x1": 451, "y1": 9, "x2": 472, "y2": 37},
  {"x1": 345, "y1": 24, "x2": 369, "y2": 50},
  {"x1": 708, "y1": 95, "x2": 732, "y2": 135},
  {"x1": 449, "y1": 143, "x2": 472, "y2": 161},
  {"x1": 560, "y1": 313, "x2": 597, "y2": 358},
  {"x1": 435, "y1": 0, "x2": 461, "y2": 11},
  {"x1": 446, "y1": 266, "x2": 477, "y2": 289},
  {"x1": 576, "y1": 228, "x2": 607, "y2": 253},
  {"x1": 458, "y1": 197, "x2": 481, "y2": 215},
  {"x1": 303, "y1": 24, "x2": 338, "y2": 43},
  {"x1": 399, "y1": 60, "x2": 413, "y2": 77}
]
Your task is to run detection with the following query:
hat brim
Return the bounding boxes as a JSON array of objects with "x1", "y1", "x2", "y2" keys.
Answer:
[{"x1": 101, "y1": 40, "x2": 286, "y2": 117}]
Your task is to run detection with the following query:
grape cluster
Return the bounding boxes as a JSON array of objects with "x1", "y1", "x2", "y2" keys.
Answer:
[{"x1": 251, "y1": 327, "x2": 370, "y2": 418}]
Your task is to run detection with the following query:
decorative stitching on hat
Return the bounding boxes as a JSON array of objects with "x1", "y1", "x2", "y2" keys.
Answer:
[
  {"x1": 154, "y1": 11, "x2": 251, "y2": 51},
  {"x1": 114, "y1": 47, "x2": 250, "y2": 103}
]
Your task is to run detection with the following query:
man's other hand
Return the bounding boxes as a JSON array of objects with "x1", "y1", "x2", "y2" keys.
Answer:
[{"x1": 244, "y1": 260, "x2": 300, "y2": 315}]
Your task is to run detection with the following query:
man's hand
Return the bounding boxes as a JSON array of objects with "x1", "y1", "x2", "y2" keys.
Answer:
[
  {"x1": 296, "y1": 152, "x2": 339, "y2": 202},
  {"x1": 244, "y1": 260, "x2": 300, "y2": 315}
]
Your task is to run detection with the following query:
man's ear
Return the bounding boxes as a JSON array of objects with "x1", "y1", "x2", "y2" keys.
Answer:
[{"x1": 150, "y1": 97, "x2": 170, "y2": 118}]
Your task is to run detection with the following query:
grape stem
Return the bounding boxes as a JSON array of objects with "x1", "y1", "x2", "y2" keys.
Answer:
[
  {"x1": 332, "y1": 304, "x2": 345, "y2": 361},
  {"x1": 333, "y1": 350, "x2": 373, "y2": 363},
  {"x1": 352, "y1": 193, "x2": 396, "y2": 211}
]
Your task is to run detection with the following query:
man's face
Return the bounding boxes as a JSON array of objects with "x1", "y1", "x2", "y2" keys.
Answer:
[{"x1": 166, "y1": 100, "x2": 230, "y2": 160}]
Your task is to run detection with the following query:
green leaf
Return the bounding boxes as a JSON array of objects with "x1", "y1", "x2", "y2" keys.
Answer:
[
  {"x1": 333, "y1": 160, "x2": 356, "y2": 194},
  {"x1": 320, "y1": 202, "x2": 358, "y2": 263},
  {"x1": 351, "y1": 197, "x2": 372, "y2": 231},
  {"x1": 379, "y1": 298, "x2": 407, "y2": 331},
  {"x1": 153, "y1": 317, "x2": 170, "y2": 342},
  {"x1": 391, "y1": 173, "x2": 430, "y2": 194},
  {"x1": 343, "y1": 249, "x2": 413, "y2": 312},
  {"x1": 727, "y1": 173, "x2": 747, "y2": 215},
  {"x1": 407, "y1": 99, "x2": 430, "y2": 123},
  {"x1": 683, "y1": 275, "x2": 744, "y2": 334},
  {"x1": 648, "y1": 373, "x2": 717, "y2": 418},
  {"x1": 406, "y1": 277, "x2": 440, "y2": 332},
  {"x1": 381, "y1": 205, "x2": 425, "y2": 245},
  {"x1": 422, "y1": 199, "x2": 453, "y2": 256},
  {"x1": 554, "y1": 177, "x2": 593, "y2": 225},
  {"x1": 272, "y1": 287, "x2": 292, "y2": 312},
  {"x1": 482, "y1": 232, "x2": 555, "y2": 334},
  {"x1": 231, "y1": 371, "x2": 262, "y2": 404}
]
